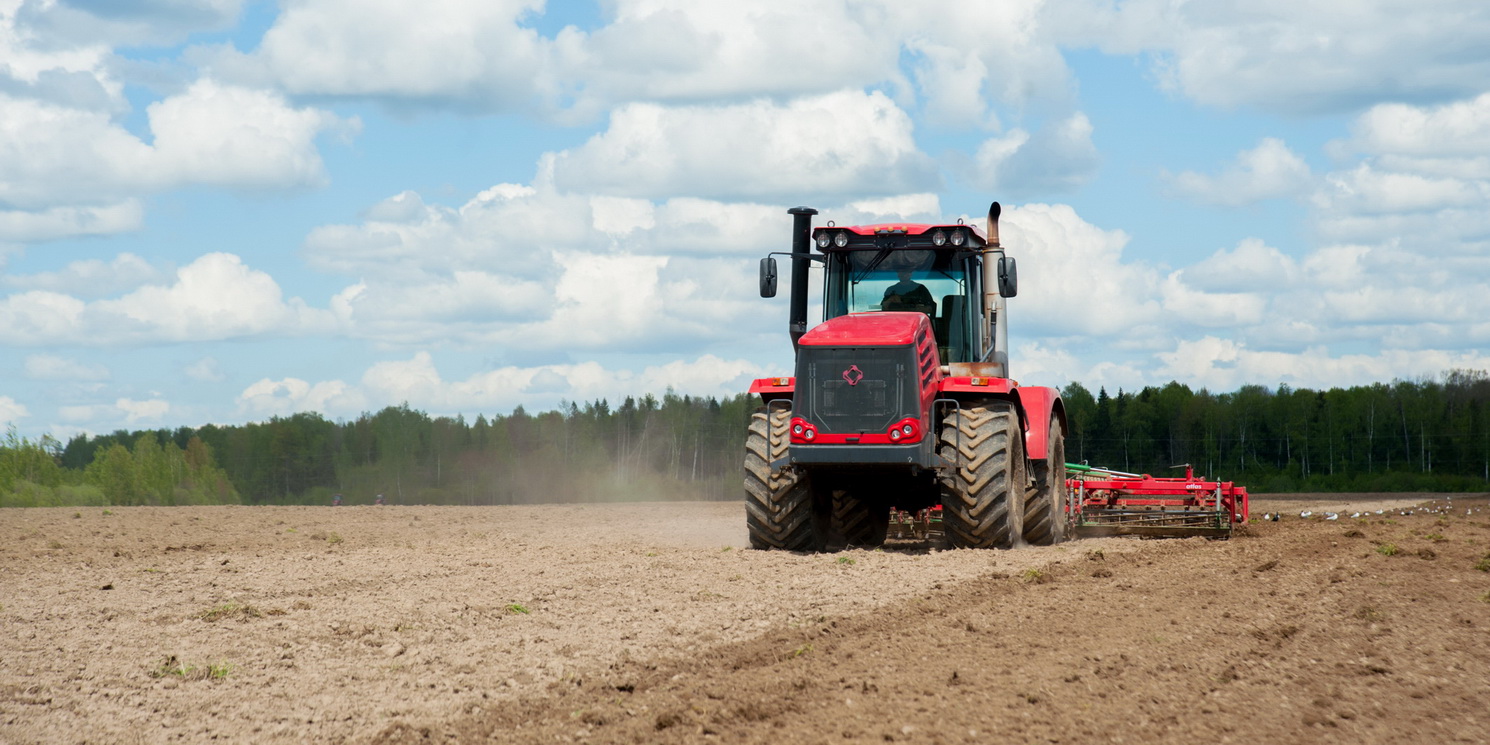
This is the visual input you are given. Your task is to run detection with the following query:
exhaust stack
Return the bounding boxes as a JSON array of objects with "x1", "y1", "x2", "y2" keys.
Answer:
[
  {"x1": 786, "y1": 206, "x2": 818, "y2": 349},
  {"x1": 980, "y1": 202, "x2": 1008, "y2": 377}
]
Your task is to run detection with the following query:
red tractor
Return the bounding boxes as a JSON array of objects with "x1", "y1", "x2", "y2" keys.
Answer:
[{"x1": 746, "y1": 203, "x2": 1066, "y2": 551}]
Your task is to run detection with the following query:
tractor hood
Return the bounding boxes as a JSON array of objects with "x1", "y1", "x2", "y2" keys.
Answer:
[{"x1": 799, "y1": 312, "x2": 931, "y2": 347}]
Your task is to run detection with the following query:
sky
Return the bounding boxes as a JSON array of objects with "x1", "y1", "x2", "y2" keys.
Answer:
[{"x1": 3, "y1": 0, "x2": 1490, "y2": 441}]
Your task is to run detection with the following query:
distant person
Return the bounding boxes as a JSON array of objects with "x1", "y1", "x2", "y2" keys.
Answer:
[
  {"x1": 332, "y1": 493, "x2": 343, "y2": 507},
  {"x1": 374, "y1": 493, "x2": 385, "y2": 506},
  {"x1": 882, "y1": 269, "x2": 934, "y2": 313}
]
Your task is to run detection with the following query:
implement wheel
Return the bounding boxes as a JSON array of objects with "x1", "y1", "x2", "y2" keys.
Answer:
[
  {"x1": 938, "y1": 401, "x2": 1024, "y2": 549},
  {"x1": 1023, "y1": 414, "x2": 1069, "y2": 545},
  {"x1": 745, "y1": 410, "x2": 823, "y2": 551}
]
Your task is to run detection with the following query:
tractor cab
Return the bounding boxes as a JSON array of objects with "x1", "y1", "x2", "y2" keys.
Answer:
[
  {"x1": 815, "y1": 225, "x2": 986, "y2": 365},
  {"x1": 760, "y1": 217, "x2": 1017, "y2": 371}
]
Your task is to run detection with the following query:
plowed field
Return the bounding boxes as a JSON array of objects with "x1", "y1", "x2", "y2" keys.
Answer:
[{"x1": 3, "y1": 494, "x2": 1488, "y2": 743}]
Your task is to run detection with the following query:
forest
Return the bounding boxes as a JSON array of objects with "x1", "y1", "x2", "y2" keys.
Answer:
[{"x1": 3, "y1": 370, "x2": 1490, "y2": 507}]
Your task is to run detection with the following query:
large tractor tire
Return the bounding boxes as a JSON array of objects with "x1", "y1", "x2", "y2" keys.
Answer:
[
  {"x1": 834, "y1": 490, "x2": 889, "y2": 548},
  {"x1": 745, "y1": 409, "x2": 822, "y2": 551},
  {"x1": 938, "y1": 401, "x2": 1025, "y2": 549},
  {"x1": 1023, "y1": 414, "x2": 1069, "y2": 545}
]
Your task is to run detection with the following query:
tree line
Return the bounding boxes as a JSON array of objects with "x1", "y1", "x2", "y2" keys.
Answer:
[{"x1": 4, "y1": 371, "x2": 1489, "y2": 507}]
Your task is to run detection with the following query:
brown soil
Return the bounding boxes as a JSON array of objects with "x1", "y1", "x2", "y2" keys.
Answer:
[{"x1": 3, "y1": 494, "x2": 1488, "y2": 744}]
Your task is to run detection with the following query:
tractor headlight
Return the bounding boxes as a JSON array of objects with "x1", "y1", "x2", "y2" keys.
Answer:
[
  {"x1": 931, "y1": 230, "x2": 947, "y2": 246},
  {"x1": 816, "y1": 232, "x2": 831, "y2": 249},
  {"x1": 950, "y1": 229, "x2": 967, "y2": 246},
  {"x1": 833, "y1": 232, "x2": 849, "y2": 248}
]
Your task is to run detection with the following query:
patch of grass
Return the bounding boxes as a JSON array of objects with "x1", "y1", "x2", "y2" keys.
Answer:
[
  {"x1": 505, "y1": 603, "x2": 530, "y2": 615},
  {"x1": 198, "y1": 602, "x2": 262, "y2": 623},
  {"x1": 1478, "y1": 591, "x2": 1490, "y2": 604},
  {"x1": 102, "y1": 509, "x2": 113, "y2": 516},
  {"x1": 1085, "y1": 549, "x2": 1105, "y2": 561},
  {"x1": 836, "y1": 556, "x2": 856, "y2": 566},
  {"x1": 721, "y1": 546, "x2": 733, "y2": 552},
  {"x1": 150, "y1": 655, "x2": 232, "y2": 681},
  {"x1": 285, "y1": 528, "x2": 297, "y2": 533},
  {"x1": 142, "y1": 567, "x2": 161, "y2": 573},
  {"x1": 1375, "y1": 543, "x2": 1399, "y2": 557},
  {"x1": 789, "y1": 643, "x2": 814, "y2": 658},
  {"x1": 1425, "y1": 533, "x2": 1447, "y2": 543},
  {"x1": 1020, "y1": 568, "x2": 1051, "y2": 584},
  {"x1": 326, "y1": 532, "x2": 344, "y2": 545},
  {"x1": 1475, "y1": 554, "x2": 1490, "y2": 572},
  {"x1": 72, "y1": 512, "x2": 81, "y2": 519},
  {"x1": 46, "y1": 539, "x2": 62, "y2": 550}
]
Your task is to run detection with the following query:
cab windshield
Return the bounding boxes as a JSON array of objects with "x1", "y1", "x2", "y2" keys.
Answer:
[
  {"x1": 823, "y1": 247, "x2": 978, "y2": 363},
  {"x1": 826, "y1": 249, "x2": 966, "y2": 318}
]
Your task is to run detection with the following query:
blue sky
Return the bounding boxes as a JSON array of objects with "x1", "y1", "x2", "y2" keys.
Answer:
[{"x1": 4, "y1": 0, "x2": 1490, "y2": 440}]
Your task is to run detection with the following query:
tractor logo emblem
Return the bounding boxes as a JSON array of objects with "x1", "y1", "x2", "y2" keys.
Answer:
[{"x1": 842, "y1": 365, "x2": 864, "y2": 386}]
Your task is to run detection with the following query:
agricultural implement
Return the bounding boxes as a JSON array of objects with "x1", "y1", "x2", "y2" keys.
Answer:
[
  {"x1": 1067, "y1": 463, "x2": 1248, "y2": 539},
  {"x1": 891, "y1": 464, "x2": 1249, "y2": 543}
]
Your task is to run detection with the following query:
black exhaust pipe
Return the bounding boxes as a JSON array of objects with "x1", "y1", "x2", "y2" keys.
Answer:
[{"x1": 787, "y1": 206, "x2": 818, "y2": 349}]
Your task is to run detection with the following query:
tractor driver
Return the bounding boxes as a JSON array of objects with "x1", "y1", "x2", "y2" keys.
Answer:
[{"x1": 881, "y1": 269, "x2": 935, "y2": 314}]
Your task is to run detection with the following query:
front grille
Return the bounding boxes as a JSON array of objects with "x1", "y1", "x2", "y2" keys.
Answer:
[{"x1": 795, "y1": 346, "x2": 913, "y2": 434}]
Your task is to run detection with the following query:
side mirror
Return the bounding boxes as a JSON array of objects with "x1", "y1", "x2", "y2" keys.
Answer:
[
  {"x1": 997, "y1": 256, "x2": 1018, "y2": 298},
  {"x1": 759, "y1": 257, "x2": 778, "y2": 298}
]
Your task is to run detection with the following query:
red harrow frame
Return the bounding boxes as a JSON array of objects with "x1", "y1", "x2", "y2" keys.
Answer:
[
  {"x1": 890, "y1": 463, "x2": 1249, "y2": 543},
  {"x1": 1068, "y1": 463, "x2": 1249, "y2": 539}
]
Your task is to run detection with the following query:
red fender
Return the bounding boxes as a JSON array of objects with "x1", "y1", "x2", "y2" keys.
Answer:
[{"x1": 1014, "y1": 386, "x2": 1062, "y2": 461}]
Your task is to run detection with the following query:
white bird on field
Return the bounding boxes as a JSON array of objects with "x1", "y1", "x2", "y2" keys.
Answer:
[
  {"x1": 1325, "y1": 512, "x2": 1339, "y2": 520},
  {"x1": 1300, "y1": 511, "x2": 1313, "y2": 518}
]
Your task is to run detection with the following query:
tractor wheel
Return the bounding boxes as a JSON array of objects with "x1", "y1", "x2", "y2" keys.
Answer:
[
  {"x1": 745, "y1": 409, "x2": 822, "y2": 551},
  {"x1": 834, "y1": 490, "x2": 889, "y2": 548},
  {"x1": 1023, "y1": 414, "x2": 1069, "y2": 545},
  {"x1": 938, "y1": 401, "x2": 1025, "y2": 549}
]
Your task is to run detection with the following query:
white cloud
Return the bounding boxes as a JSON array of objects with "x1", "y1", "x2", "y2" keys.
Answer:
[
  {"x1": 1349, "y1": 92, "x2": 1490, "y2": 158},
  {"x1": 1316, "y1": 164, "x2": 1483, "y2": 216},
  {"x1": 238, "y1": 377, "x2": 364, "y2": 419},
  {"x1": 0, "y1": 77, "x2": 352, "y2": 238},
  {"x1": 1054, "y1": 0, "x2": 1490, "y2": 115},
  {"x1": 999, "y1": 203, "x2": 1162, "y2": 336},
  {"x1": 55, "y1": 397, "x2": 170, "y2": 427},
  {"x1": 969, "y1": 113, "x2": 1099, "y2": 197},
  {"x1": 23, "y1": 354, "x2": 108, "y2": 381},
  {"x1": 250, "y1": 0, "x2": 546, "y2": 106},
  {"x1": 0, "y1": 252, "x2": 330, "y2": 345},
  {"x1": 551, "y1": 91, "x2": 937, "y2": 201},
  {"x1": 355, "y1": 351, "x2": 772, "y2": 417},
  {"x1": 1167, "y1": 138, "x2": 1312, "y2": 206},
  {"x1": 1157, "y1": 337, "x2": 1490, "y2": 392},
  {"x1": 1, "y1": 251, "x2": 159, "y2": 297},
  {"x1": 302, "y1": 184, "x2": 789, "y2": 351},
  {"x1": 1178, "y1": 238, "x2": 1299, "y2": 293},
  {"x1": 117, "y1": 397, "x2": 170, "y2": 424},
  {"x1": 147, "y1": 79, "x2": 358, "y2": 188},
  {"x1": 0, "y1": 395, "x2": 29, "y2": 424},
  {"x1": 14, "y1": 0, "x2": 247, "y2": 46},
  {"x1": 184, "y1": 357, "x2": 225, "y2": 383},
  {"x1": 0, "y1": 201, "x2": 143, "y2": 242}
]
